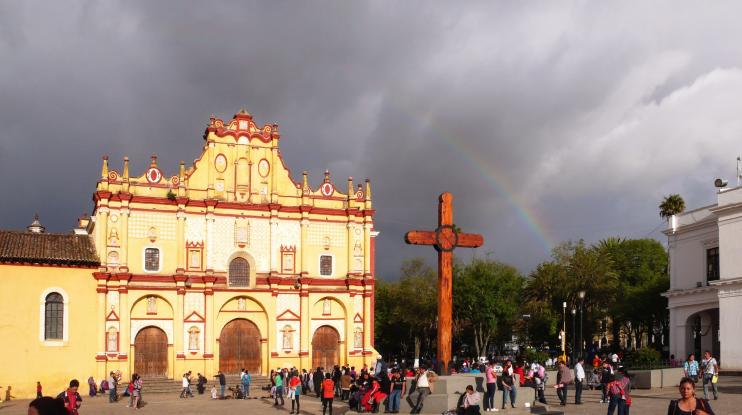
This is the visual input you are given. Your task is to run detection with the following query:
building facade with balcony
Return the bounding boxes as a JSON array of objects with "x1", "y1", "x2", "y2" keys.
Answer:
[{"x1": 664, "y1": 186, "x2": 742, "y2": 370}]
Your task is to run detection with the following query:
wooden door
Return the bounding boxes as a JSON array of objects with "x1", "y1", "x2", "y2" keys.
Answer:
[
  {"x1": 134, "y1": 327, "x2": 168, "y2": 377},
  {"x1": 219, "y1": 319, "x2": 261, "y2": 374},
  {"x1": 312, "y1": 325, "x2": 339, "y2": 369}
]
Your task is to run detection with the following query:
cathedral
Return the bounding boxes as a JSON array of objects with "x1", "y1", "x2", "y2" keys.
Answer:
[{"x1": 0, "y1": 110, "x2": 379, "y2": 398}]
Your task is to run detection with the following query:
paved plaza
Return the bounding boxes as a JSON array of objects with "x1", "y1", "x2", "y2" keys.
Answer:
[{"x1": 1, "y1": 377, "x2": 740, "y2": 415}]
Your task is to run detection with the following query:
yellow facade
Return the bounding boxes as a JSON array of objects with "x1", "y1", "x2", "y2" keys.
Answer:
[{"x1": 0, "y1": 110, "x2": 379, "y2": 398}]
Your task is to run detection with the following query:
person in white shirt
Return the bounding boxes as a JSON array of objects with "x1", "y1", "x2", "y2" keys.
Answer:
[
  {"x1": 459, "y1": 385, "x2": 481, "y2": 415},
  {"x1": 180, "y1": 373, "x2": 191, "y2": 399},
  {"x1": 573, "y1": 357, "x2": 585, "y2": 405},
  {"x1": 701, "y1": 350, "x2": 719, "y2": 400}
]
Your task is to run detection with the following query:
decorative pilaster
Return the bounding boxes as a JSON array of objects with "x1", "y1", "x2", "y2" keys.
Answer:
[{"x1": 118, "y1": 287, "x2": 129, "y2": 366}]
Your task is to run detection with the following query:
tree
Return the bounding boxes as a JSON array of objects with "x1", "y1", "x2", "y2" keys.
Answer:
[
  {"x1": 374, "y1": 258, "x2": 438, "y2": 359},
  {"x1": 659, "y1": 194, "x2": 685, "y2": 219},
  {"x1": 453, "y1": 258, "x2": 523, "y2": 358}
]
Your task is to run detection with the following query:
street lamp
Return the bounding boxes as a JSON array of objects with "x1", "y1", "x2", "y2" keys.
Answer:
[
  {"x1": 562, "y1": 301, "x2": 567, "y2": 360},
  {"x1": 571, "y1": 308, "x2": 576, "y2": 364},
  {"x1": 578, "y1": 290, "x2": 586, "y2": 358}
]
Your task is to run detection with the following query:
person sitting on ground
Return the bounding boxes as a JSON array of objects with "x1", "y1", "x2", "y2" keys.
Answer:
[
  {"x1": 456, "y1": 385, "x2": 481, "y2": 415},
  {"x1": 667, "y1": 377, "x2": 714, "y2": 415}
]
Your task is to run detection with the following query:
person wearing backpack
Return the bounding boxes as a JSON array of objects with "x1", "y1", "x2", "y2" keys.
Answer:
[
  {"x1": 56, "y1": 379, "x2": 82, "y2": 415},
  {"x1": 606, "y1": 367, "x2": 631, "y2": 415},
  {"x1": 668, "y1": 377, "x2": 714, "y2": 415},
  {"x1": 321, "y1": 373, "x2": 335, "y2": 415}
]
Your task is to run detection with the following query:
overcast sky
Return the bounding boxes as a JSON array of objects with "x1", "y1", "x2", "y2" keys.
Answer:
[{"x1": 2, "y1": 1, "x2": 742, "y2": 278}]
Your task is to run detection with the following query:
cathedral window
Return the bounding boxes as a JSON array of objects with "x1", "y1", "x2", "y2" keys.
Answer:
[
  {"x1": 229, "y1": 257, "x2": 250, "y2": 287},
  {"x1": 107, "y1": 327, "x2": 119, "y2": 352},
  {"x1": 144, "y1": 247, "x2": 160, "y2": 272},
  {"x1": 319, "y1": 255, "x2": 333, "y2": 276},
  {"x1": 188, "y1": 248, "x2": 202, "y2": 271},
  {"x1": 188, "y1": 326, "x2": 200, "y2": 350},
  {"x1": 44, "y1": 292, "x2": 64, "y2": 340},
  {"x1": 281, "y1": 325, "x2": 294, "y2": 350}
]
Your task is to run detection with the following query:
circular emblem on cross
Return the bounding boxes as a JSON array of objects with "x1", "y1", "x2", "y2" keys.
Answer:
[
  {"x1": 320, "y1": 182, "x2": 335, "y2": 197},
  {"x1": 435, "y1": 224, "x2": 459, "y2": 252}
]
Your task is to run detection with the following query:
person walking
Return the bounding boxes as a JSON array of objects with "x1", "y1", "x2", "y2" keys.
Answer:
[
  {"x1": 606, "y1": 367, "x2": 631, "y2": 415},
  {"x1": 683, "y1": 354, "x2": 699, "y2": 382},
  {"x1": 289, "y1": 371, "x2": 302, "y2": 414},
  {"x1": 574, "y1": 357, "x2": 585, "y2": 405},
  {"x1": 600, "y1": 362, "x2": 614, "y2": 403},
  {"x1": 321, "y1": 373, "x2": 335, "y2": 415},
  {"x1": 180, "y1": 373, "x2": 191, "y2": 398},
  {"x1": 667, "y1": 377, "x2": 714, "y2": 415},
  {"x1": 701, "y1": 351, "x2": 719, "y2": 401},
  {"x1": 107, "y1": 372, "x2": 118, "y2": 403},
  {"x1": 484, "y1": 360, "x2": 498, "y2": 412},
  {"x1": 274, "y1": 369, "x2": 285, "y2": 407},
  {"x1": 57, "y1": 379, "x2": 83, "y2": 415},
  {"x1": 36, "y1": 382, "x2": 43, "y2": 399}
]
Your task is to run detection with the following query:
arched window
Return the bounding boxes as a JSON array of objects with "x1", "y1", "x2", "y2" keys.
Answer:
[
  {"x1": 44, "y1": 293, "x2": 64, "y2": 340},
  {"x1": 229, "y1": 257, "x2": 249, "y2": 287}
]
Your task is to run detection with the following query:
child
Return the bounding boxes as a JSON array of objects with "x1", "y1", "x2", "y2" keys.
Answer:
[
  {"x1": 4, "y1": 386, "x2": 15, "y2": 402},
  {"x1": 36, "y1": 382, "x2": 43, "y2": 399},
  {"x1": 211, "y1": 385, "x2": 218, "y2": 400}
]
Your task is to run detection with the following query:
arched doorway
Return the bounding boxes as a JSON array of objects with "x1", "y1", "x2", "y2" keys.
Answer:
[
  {"x1": 134, "y1": 327, "x2": 168, "y2": 377},
  {"x1": 312, "y1": 326, "x2": 340, "y2": 369},
  {"x1": 219, "y1": 319, "x2": 261, "y2": 374}
]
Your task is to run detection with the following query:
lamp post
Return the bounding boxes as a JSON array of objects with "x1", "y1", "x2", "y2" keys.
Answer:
[
  {"x1": 562, "y1": 301, "x2": 567, "y2": 360},
  {"x1": 578, "y1": 290, "x2": 586, "y2": 358},
  {"x1": 571, "y1": 308, "x2": 576, "y2": 364}
]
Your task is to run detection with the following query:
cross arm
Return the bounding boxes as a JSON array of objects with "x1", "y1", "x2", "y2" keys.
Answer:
[
  {"x1": 404, "y1": 230, "x2": 437, "y2": 246},
  {"x1": 456, "y1": 233, "x2": 484, "y2": 248}
]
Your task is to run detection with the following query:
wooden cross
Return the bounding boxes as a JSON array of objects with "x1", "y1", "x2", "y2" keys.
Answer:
[{"x1": 405, "y1": 192, "x2": 484, "y2": 374}]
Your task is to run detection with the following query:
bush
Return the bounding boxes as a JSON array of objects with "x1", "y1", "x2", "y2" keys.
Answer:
[
  {"x1": 520, "y1": 347, "x2": 549, "y2": 365},
  {"x1": 629, "y1": 347, "x2": 662, "y2": 367}
]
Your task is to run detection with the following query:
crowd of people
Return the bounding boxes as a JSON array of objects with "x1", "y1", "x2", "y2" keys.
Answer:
[{"x1": 15, "y1": 349, "x2": 721, "y2": 415}]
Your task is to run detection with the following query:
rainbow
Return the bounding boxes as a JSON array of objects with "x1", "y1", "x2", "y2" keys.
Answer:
[{"x1": 391, "y1": 101, "x2": 554, "y2": 254}]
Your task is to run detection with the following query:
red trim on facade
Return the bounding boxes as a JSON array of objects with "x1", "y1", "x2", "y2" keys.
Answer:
[
  {"x1": 0, "y1": 261, "x2": 98, "y2": 269},
  {"x1": 203, "y1": 353, "x2": 214, "y2": 358},
  {"x1": 95, "y1": 355, "x2": 107, "y2": 361},
  {"x1": 177, "y1": 353, "x2": 186, "y2": 359},
  {"x1": 96, "y1": 287, "x2": 108, "y2": 293},
  {"x1": 106, "y1": 310, "x2": 120, "y2": 321},
  {"x1": 271, "y1": 352, "x2": 279, "y2": 357},
  {"x1": 184, "y1": 310, "x2": 205, "y2": 322},
  {"x1": 276, "y1": 309, "x2": 300, "y2": 320},
  {"x1": 117, "y1": 354, "x2": 128, "y2": 360}
]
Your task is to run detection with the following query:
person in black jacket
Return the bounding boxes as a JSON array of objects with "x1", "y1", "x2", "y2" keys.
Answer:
[
  {"x1": 600, "y1": 362, "x2": 614, "y2": 404},
  {"x1": 214, "y1": 371, "x2": 226, "y2": 398},
  {"x1": 314, "y1": 367, "x2": 324, "y2": 398}
]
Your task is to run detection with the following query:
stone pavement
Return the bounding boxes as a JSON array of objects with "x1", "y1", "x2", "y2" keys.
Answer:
[{"x1": 0, "y1": 377, "x2": 739, "y2": 414}]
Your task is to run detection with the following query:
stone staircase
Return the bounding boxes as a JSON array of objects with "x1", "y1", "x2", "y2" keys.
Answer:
[{"x1": 120, "y1": 374, "x2": 271, "y2": 395}]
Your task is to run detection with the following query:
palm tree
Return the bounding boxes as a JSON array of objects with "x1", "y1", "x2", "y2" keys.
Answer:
[{"x1": 659, "y1": 194, "x2": 685, "y2": 219}]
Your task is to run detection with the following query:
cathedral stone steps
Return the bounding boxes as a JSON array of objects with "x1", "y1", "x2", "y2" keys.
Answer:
[{"x1": 119, "y1": 374, "x2": 271, "y2": 395}]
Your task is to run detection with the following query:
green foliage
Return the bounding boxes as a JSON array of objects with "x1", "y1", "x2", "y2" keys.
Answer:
[
  {"x1": 629, "y1": 346, "x2": 662, "y2": 367},
  {"x1": 659, "y1": 194, "x2": 685, "y2": 218},
  {"x1": 453, "y1": 257, "x2": 524, "y2": 357},
  {"x1": 520, "y1": 347, "x2": 549, "y2": 366}
]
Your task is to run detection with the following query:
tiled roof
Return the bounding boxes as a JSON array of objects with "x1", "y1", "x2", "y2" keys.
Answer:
[{"x1": 0, "y1": 231, "x2": 100, "y2": 266}]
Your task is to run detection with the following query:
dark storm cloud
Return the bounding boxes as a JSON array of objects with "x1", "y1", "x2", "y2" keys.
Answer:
[{"x1": 3, "y1": 1, "x2": 742, "y2": 278}]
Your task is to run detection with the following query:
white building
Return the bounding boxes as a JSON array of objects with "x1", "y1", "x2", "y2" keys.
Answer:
[{"x1": 664, "y1": 186, "x2": 742, "y2": 370}]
